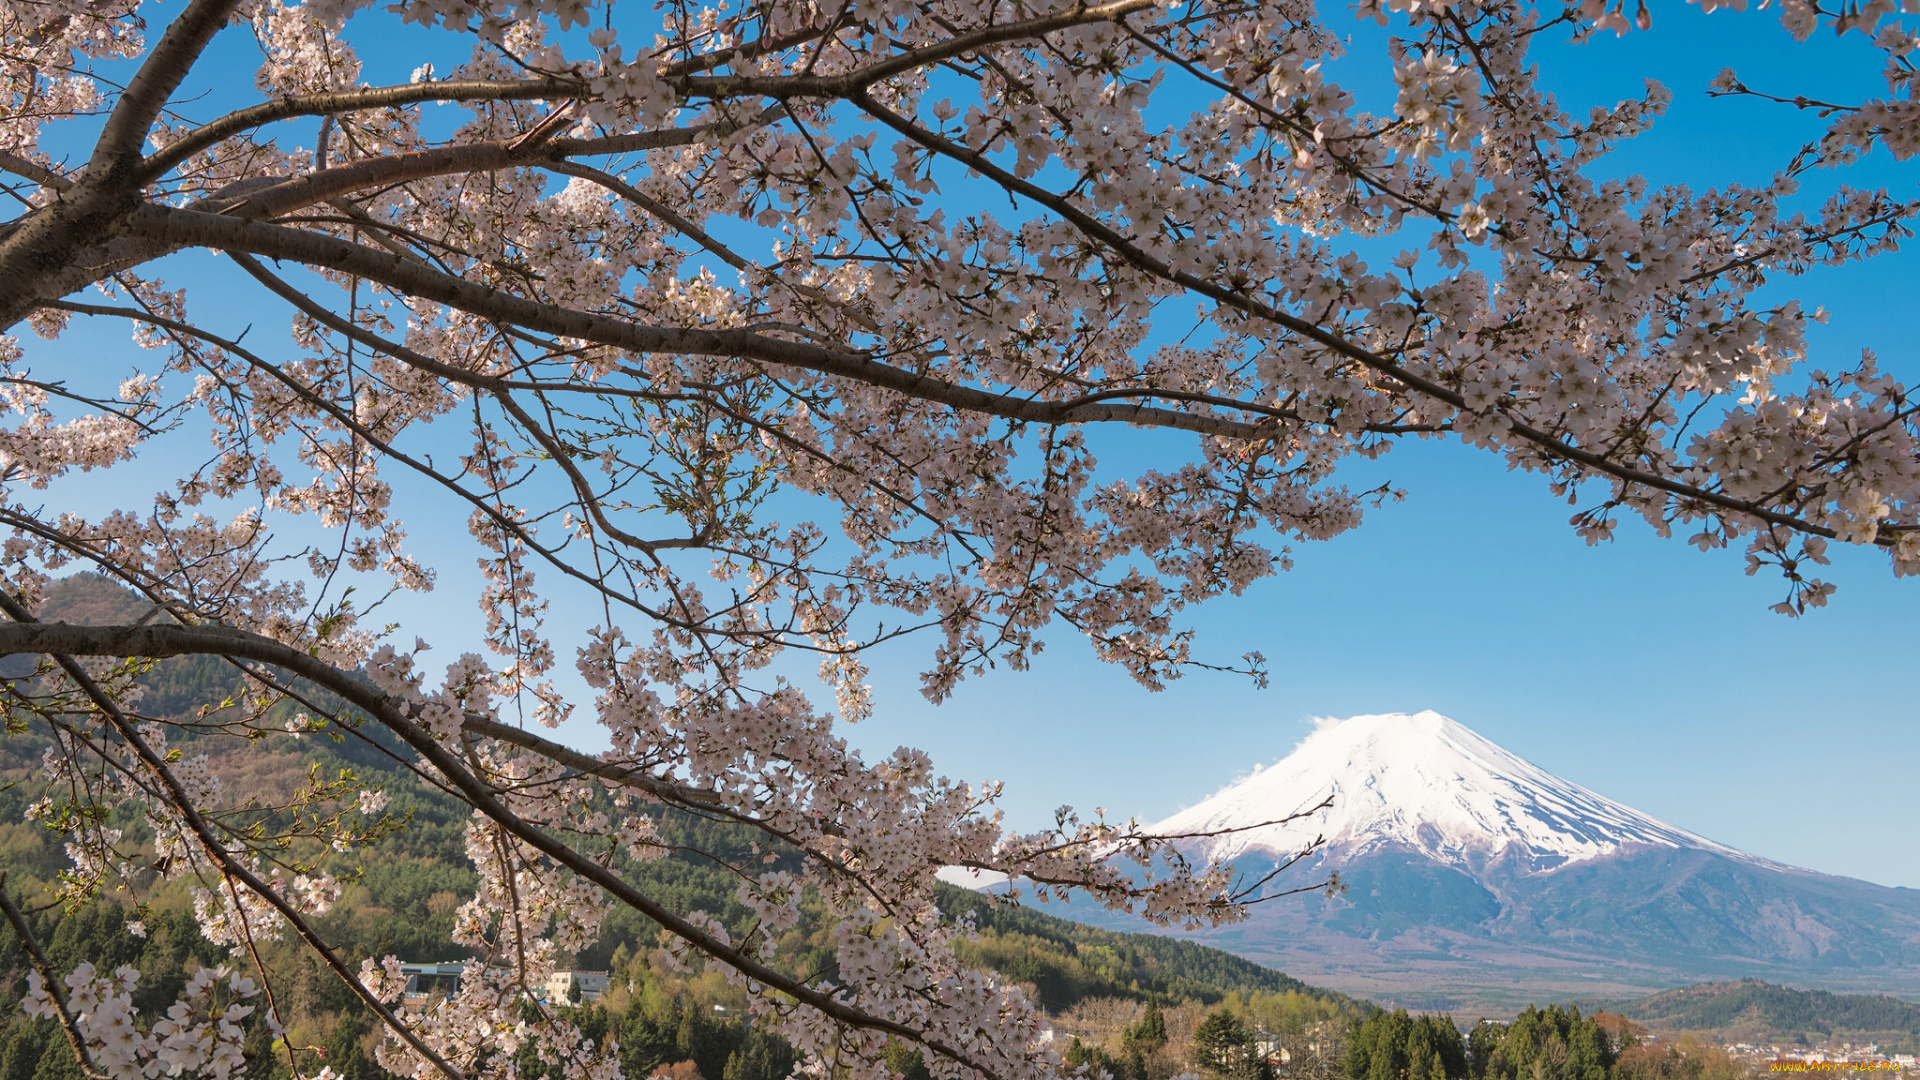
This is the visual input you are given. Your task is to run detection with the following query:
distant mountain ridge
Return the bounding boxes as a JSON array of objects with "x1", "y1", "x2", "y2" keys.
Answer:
[{"x1": 1041, "y1": 712, "x2": 1920, "y2": 1012}]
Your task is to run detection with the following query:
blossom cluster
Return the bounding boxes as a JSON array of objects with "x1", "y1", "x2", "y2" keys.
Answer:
[{"x1": 24, "y1": 963, "x2": 259, "y2": 1080}]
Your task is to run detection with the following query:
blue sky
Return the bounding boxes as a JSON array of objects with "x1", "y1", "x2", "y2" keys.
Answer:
[{"x1": 25, "y1": 2, "x2": 1920, "y2": 889}]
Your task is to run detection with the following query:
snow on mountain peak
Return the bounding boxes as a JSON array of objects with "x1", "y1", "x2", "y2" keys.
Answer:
[{"x1": 1149, "y1": 710, "x2": 1756, "y2": 873}]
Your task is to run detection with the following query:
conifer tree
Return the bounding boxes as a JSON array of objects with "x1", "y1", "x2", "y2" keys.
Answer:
[
  {"x1": 1128, "y1": 1004, "x2": 1169, "y2": 1053},
  {"x1": 1195, "y1": 1009, "x2": 1256, "y2": 1078}
]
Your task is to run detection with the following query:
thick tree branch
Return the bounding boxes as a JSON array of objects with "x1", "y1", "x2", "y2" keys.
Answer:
[
  {"x1": 199, "y1": 142, "x2": 559, "y2": 220},
  {"x1": 141, "y1": 78, "x2": 591, "y2": 183},
  {"x1": 126, "y1": 205, "x2": 1283, "y2": 439},
  {"x1": 0, "y1": 109, "x2": 776, "y2": 329},
  {"x1": 0, "y1": 151, "x2": 71, "y2": 191},
  {"x1": 194, "y1": 108, "x2": 778, "y2": 222},
  {"x1": 89, "y1": 0, "x2": 245, "y2": 173},
  {"x1": 127, "y1": 204, "x2": 869, "y2": 362},
  {"x1": 669, "y1": 0, "x2": 1157, "y2": 100},
  {"x1": 198, "y1": 109, "x2": 782, "y2": 224}
]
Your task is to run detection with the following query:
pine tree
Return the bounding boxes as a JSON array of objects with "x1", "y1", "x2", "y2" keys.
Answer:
[
  {"x1": 1194, "y1": 1009, "x2": 1254, "y2": 1077},
  {"x1": 1128, "y1": 1003, "x2": 1169, "y2": 1052}
]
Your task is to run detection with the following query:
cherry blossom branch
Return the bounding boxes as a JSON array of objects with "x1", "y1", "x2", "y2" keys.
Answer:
[
  {"x1": 492, "y1": 388, "x2": 706, "y2": 554},
  {"x1": 0, "y1": 107, "x2": 776, "y2": 326},
  {"x1": 0, "y1": 878, "x2": 110, "y2": 1080},
  {"x1": 140, "y1": 78, "x2": 592, "y2": 183},
  {"x1": 44, "y1": 290, "x2": 717, "y2": 640},
  {"x1": 197, "y1": 108, "x2": 772, "y2": 222},
  {"x1": 459, "y1": 714, "x2": 737, "y2": 817},
  {"x1": 0, "y1": 619, "x2": 1014, "y2": 1080},
  {"x1": 844, "y1": 89, "x2": 1911, "y2": 550},
  {"x1": 668, "y1": 0, "x2": 1158, "y2": 100},
  {"x1": 0, "y1": 597, "x2": 472, "y2": 1080},
  {"x1": 538, "y1": 158, "x2": 753, "y2": 272},
  {"x1": 660, "y1": 24, "x2": 836, "y2": 77},
  {"x1": 1116, "y1": 22, "x2": 1452, "y2": 224},
  {"x1": 125, "y1": 205, "x2": 1290, "y2": 440}
]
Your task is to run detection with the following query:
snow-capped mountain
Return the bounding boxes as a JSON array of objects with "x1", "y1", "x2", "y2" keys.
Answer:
[
  {"x1": 1150, "y1": 710, "x2": 1764, "y2": 873},
  {"x1": 1046, "y1": 711, "x2": 1920, "y2": 1010}
]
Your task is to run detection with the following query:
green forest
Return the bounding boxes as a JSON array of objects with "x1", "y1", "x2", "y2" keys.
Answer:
[
  {"x1": 1343, "y1": 1006, "x2": 1747, "y2": 1080},
  {"x1": 1615, "y1": 981, "x2": 1920, "y2": 1051}
]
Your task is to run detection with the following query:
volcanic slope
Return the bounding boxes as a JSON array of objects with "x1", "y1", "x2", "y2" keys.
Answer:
[{"x1": 1063, "y1": 712, "x2": 1920, "y2": 1012}]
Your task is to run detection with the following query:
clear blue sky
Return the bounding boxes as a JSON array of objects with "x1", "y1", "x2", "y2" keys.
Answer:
[{"x1": 28, "y1": 4, "x2": 1920, "y2": 889}]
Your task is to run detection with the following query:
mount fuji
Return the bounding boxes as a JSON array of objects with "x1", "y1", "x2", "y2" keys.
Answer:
[
  {"x1": 1151, "y1": 711, "x2": 1775, "y2": 875},
  {"x1": 1050, "y1": 712, "x2": 1920, "y2": 1010}
]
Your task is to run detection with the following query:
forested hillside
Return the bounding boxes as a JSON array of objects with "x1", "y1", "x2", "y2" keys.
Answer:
[
  {"x1": 939, "y1": 885, "x2": 1362, "y2": 1012},
  {"x1": 0, "y1": 574, "x2": 1361, "y2": 1080},
  {"x1": 1618, "y1": 980, "x2": 1920, "y2": 1051}
]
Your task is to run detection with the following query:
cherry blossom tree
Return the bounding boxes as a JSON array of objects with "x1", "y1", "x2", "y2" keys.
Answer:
[{"x1": 0, "y1": 0, "x2": 1914, "y2": 1075}]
